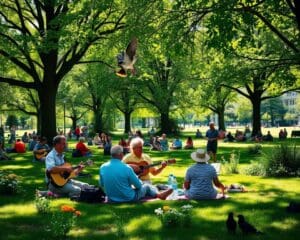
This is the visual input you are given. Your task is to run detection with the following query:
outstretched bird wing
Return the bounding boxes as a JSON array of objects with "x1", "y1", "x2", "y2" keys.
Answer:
[{"x1": 126, "y1": 37, "x2": 138, "y2": 61}]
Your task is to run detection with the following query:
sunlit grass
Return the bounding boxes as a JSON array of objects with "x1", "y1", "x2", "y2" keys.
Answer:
[{"x1": 0, "y1": 137, "x2": 299, "y2": 239}]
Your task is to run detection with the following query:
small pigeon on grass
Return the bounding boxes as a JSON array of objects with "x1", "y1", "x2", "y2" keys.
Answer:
[
  {"x1": 116, "y1": 37, "x2": 138, "y2": 77},
  {"x1": 238, "y1": 214, "x2": 263, "y2": 235},
  {"x1": 226, "y1": 212, "x2": 237, "y2": 234}
]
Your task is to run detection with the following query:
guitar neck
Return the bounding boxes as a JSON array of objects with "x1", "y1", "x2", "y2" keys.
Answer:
[{"x1": 145, "y1": 159, "x2": 174, "y2": 169}]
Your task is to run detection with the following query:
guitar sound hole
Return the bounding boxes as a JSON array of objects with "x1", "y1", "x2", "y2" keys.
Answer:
[{"x1": 62, "y1": 172, "x2": 70, "y2": 179}]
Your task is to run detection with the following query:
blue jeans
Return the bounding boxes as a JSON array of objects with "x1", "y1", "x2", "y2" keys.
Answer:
[{"x1": 135, "y1": 183, "x2": 157, "y2": 200}]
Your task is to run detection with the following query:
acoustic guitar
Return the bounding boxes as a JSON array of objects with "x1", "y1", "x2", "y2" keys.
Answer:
[
  {"x1": 49, "y1": 159, "x2": 93, "y2": 187},
  {"x1": 34, "y1": 149, "x2": 49, "y2": 160},
  {"x1": 127, "y1": 159, "x2": 176, "y2": 176}
]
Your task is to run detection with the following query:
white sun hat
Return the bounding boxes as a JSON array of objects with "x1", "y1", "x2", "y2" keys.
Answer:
[{"x1": 191, "y1": 149, "x2": 210, "y2": 163}]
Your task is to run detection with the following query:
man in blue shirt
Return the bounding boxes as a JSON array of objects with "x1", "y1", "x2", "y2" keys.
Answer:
[
  {"x1": 206, "y1": 122, "x2": 219, "y2": 162},
  {"x1": 45, "y1": 135, "x2": 89, "y2": 198},
  {"x1": 100, "y1": 145, "x2": 173, "y2": 203}
]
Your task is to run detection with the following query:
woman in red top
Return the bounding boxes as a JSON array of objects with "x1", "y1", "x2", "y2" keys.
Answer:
[
  {"x1": 184, "y1": 137, "x2": 194, "y2": 149},
  {"x1": 76, "y1": 137, "x2": 92, "y2": 157}
]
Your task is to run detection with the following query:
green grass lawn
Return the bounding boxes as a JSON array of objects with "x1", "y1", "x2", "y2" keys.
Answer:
[{"x1": 0, "y1": 137, "x2": 300, "y2": 240}]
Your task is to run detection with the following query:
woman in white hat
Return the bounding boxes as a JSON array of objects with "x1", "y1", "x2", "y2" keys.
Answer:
[{"x1": 183, "y1": 149, "x2": 226, "y2": 200}]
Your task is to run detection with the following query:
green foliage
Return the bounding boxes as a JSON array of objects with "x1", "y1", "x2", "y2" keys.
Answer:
[
  {"x1": 5, "y1": 115, "x2": 19, "y2": 128},
  {"x1": 243, "y1": 161, "x2": 266, "y2": 176},
  {"x1": 155, "y1": 204, "x2": 193, "y2": 228},
  {"x1": 47, "y1": 211, "x2": 76, "y2": 239},
  {"x1": 265, "y1": 143, "x2": 300, "y2": 177},
  {"x1": 247, "y1": 144, "x2": 262, "y2": 155},
  {"x1": 221, "y1": 151, "x2": 239, "y2": 174},
  {"x1": 0, "y1": 170, "x2": 21, "y2": 194},
  {"x1": 35, "y1": 196, "x2": 51, "y2": 214}
]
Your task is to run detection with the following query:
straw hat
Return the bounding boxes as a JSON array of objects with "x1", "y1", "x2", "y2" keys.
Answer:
[{"x1": 191, "y1": 149, "x2": 210, "y2": 162}]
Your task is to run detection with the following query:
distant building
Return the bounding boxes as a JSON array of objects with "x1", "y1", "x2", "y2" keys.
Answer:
[{"x1": 281, "y1": 91, "x2": 299, "y2": 125}]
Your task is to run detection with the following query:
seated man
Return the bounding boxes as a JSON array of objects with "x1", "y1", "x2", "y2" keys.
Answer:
[
  {"x1": 150, "y1": 136, "x2": 162, "y2": 151},
  {"x1": 45, "y1": 135, "x2": 90, "y2": 198},
  {"x1": 159, "y1": 133, "x2": 169, "y2": 151},
  {"x1": 100, "y1": 145, "x2": 172, "y2": 203},
  {"x1": 195, "y1": 129, "x2": 203, "y2": 138},
  {"x1": 170, "y1": 137, "x2": 182, "y2": 150},
  {"x1": 75, "y1": 137, "x2": 92, "y2": 157},
  {"x1": 0, "y1": 142, "x2": 11, "y2": 160},
  {"x1": 33, "y1": 136, "x2": 51, "y2": 162},
  {"x1": 123, "y1": 137, "x2": 169, "y2": 184},
  {"x1": 14, "y1": 139, "x2": 26, "y2": 153},
  {"x1": 184, "y1": 149, "x2": 226, "y2": 200},
  {"x1": 263, "y1": 131, "x2": 273, "y2": 141}
]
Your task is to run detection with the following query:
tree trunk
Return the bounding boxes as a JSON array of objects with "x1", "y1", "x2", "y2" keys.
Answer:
[
  {"x1": 94, "y1": 110, "x2": 103, "y2": 134},
  {"x1": 124, "y1": 111, "x2": 131, "y2": 134},
  {"x1": 218, "y1": 110, "x2": 226, "y2": 131},
  {"x1": 160, "y1": 112, "x2": 172, "y2": 134},
  {"x1": 251, "y1": 97, "x2": 262, "y2": 136},
  {"x1": 39, "y1": 85, "x2": 58, "y2": 144}
]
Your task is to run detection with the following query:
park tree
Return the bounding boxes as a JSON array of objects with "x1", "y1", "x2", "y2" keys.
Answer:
[
  {"x1": 6, "y1": 115, "x2": 18, "y2": 128},
  {"x1": 136, "y1": 57, "x2": 190, "y2": 134},
  {"x1": 0, "y1": 0, "x2": 159, "y2": 141}
]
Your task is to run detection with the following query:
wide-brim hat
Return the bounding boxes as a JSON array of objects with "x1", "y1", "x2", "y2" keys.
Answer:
[{"x1": 191, "y1": 149, "x2": 210, "y2": 162}]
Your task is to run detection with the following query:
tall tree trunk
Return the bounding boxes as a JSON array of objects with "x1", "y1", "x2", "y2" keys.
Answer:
[
  {"x1": 39, "y1": 85, "x2": 57, "y2": 143},
  {"x1": 94, "y1": 110, "x2": 103, "y2": 134},
  {"x1": 217, "y1": 110, "x2": 226, "y2": 131},
  {"x1": 251, "y1": 97, "x2": 262, "y2": 136},
  {"x1": 124, "y1": 111, "x2": 131, "y2": 134},
  {"x1": 160, "y1": 112, "x2": 171, "y2": 134}
]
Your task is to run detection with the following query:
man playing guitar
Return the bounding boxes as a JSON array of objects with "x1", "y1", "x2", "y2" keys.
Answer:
[
  {"x1": 33, "y1": 136, "x2": 50, "y2": 162},
  {"x1": 45, "y1": 135, "x2": 90, "y2": 198},
  {"x1": 123, "y1": 137, "x2": 169, "y2": 184}
]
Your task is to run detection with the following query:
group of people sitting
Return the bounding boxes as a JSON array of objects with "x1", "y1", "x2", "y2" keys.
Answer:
[
  {"x1": 224, "y1": 128, "x2": 276, "y2": 143},
  {"x1": 44, "y1": 135, "x2": 226, "y2": 203},
  {"x1": 149, "y1": 134, "x2": 194, "y2": 151}
]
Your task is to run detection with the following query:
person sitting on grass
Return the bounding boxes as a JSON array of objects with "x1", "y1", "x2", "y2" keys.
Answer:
[
  {"x1": 184, "y1": 149, "x2": 226, "y2": 200},
  {"x1": 75, "y1": 137, "x2": 92, "y2": 157},
  {"x1": 6, "y1": 139, "x2": 26, "y2": 153},
  {"x1": 170, "y1": 137, "x2": 182, "y2": 150},
  {"x1": 33, "y1": 136, "x2": 51, "y2": 162},
  {"x1": 45, "y1": 135, "x2": 90, "y2": 198},
  {"x1": 100, "y1": 145, "x2": 173, "y2": 203},
  {"x1": 150, "y1": 136, "x2": 162, "y2": 151},
  {"x1": 159, "y1": 133, "x2": 169, "y2": 151},
  {"x1": 184, "y1": 136, "x2": 194, "y2": 149},
  {"x1": 0, "y1": 142, "x2": 11, "y2": 160}
]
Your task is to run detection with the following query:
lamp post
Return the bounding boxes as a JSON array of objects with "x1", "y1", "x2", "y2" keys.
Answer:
[{"x1": 63, "y1": 100, "x2": 66, "y2": 136}]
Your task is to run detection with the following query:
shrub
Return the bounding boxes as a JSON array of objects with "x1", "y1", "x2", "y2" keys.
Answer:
[
  {"x1": 0, "y1": 170, "x2": 21, "y2": 194},
  {"x1": 265, "y1": 143, "x2": 300, "y2": 177},
  {"x1": 46, "y1": 205, "x2": 81, "y2": 239},
  {"x1": 221, "y1": 151, "x2": 240, "y2": 174},
  {"x1": 243, "y1": 161, "x2": 266, "y2": 176},
  {"x1": 154, "y1": 204, "x2": 193, "y2": 228},
  {"x1": 248, "y1": 144, "x2": 262, "y2": 155}
]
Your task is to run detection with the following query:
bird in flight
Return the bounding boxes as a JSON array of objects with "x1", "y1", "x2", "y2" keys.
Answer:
[{"x1": 116, "y1": 37, "x2": 138, "y2": 77}]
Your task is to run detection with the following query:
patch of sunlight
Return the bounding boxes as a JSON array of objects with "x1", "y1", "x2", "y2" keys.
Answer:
[
  {"x1": 0, "y1": 203, "x2": 36, "y2": 218},
  {"x1": 0, "y1": 165, "x2": 33, "y2": 170},
  {"x1": 127, "y1": 215, "x2": 160, "y2": 233},
  {"x1": 270, "y1": 218, "x2": 299, "y2": 230},
  {"x1": 69, "y1": 227, "x2": 89, "y2": 237}
]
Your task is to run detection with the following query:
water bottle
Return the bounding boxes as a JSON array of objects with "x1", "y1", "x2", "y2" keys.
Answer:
[
  {"x1": 172, "y1": 176, "x2": 178, "y2": 190},
  {"x1": 167, "y1": 174, "x2": 173, "y2": 188}
]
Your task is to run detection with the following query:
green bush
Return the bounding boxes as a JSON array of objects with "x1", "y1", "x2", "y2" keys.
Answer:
[
  {"x1": 243, "y1": 161, "x2": 266, "y2": 176},
  {"x1": 265, "y1": 144, "x2": 300, "y2": 177},
  {"x1": 221, "y1": 151, "x2": 239, "y2": 174}
]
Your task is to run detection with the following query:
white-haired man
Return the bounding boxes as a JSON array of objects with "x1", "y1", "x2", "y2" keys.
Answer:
[
  {"x1": 100, "y1": 145, "x2": 172, "y2": 202},
  {"x1": 122, "y1": 137, "x2": 167, "y2": 183}
]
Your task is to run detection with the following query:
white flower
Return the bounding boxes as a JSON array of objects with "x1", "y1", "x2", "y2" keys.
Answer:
[
  {"x1": 181, "y1": 204, "x2": 193, "y2": 210},
  {"x1": 154, "y1": 208, "x2": 163, "y2": 215}
]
